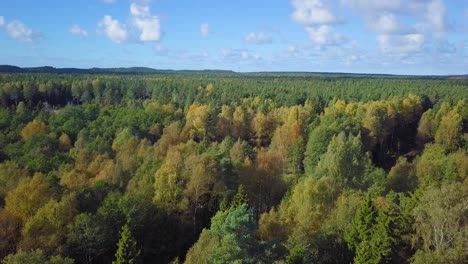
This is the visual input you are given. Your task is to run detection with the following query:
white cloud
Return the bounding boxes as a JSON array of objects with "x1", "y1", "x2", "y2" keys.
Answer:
[
  {"x1": 425, "y1": 0, "x2": 446, "y2": 32},
  {"x1": 291, "y1": 0, "x2": 337, "y2": 25},
  {"x1": 6, "y1": 20, "x2": 34, "y2": 42},
  {"x1": 200, "y1": 23, "x2": 210, "y2": 37},
  {"x1": 98, "y1": 15, "x2": 129, "y2": 43},
  {"x1": 130, "y1": 3, "x2": 150, "y2": 17},
  {"x1": 378, "y1": 34, "x2": 424, "y2": 55},
  {"x1": 244, "y1": 32, "x2": 272, "y2": 44},
  {"x1": 371, "y1": 12, "x2": 410, "y2": 34},
  {"x1": 130, "y1": 3, "x2": 161, "y2": 41},
  {"x1": 0, "y1": 16, "x2": 4, "y2": 26},
  {"x1": 221, "y1": 49, "x2": 261, "y2": 62},
  {"x1": 133, "y1": 17, "x2": 160, "y2": 41},
  {"x1": 290, "y1": 0, "x2": 346, "y2": 47},
  {"x1": 306, "y1": 25, "x2": 344, "y2": 46},
  {"x1": 69, "y1": 25, "x2": 88, "y2": 36}
]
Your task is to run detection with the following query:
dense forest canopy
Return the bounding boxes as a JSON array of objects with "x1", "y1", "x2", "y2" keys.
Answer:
[{"x1": 0, "y1": 71, "x2": 466, "y2": 264}]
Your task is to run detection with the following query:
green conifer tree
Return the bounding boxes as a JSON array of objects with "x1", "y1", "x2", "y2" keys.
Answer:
[{"x1": 113, "y1": 224, "x2": 140, "y2": 264}]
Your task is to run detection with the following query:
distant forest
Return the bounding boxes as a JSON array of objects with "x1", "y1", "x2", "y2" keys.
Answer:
[{"x1": 0, "y1": 70, "x2": 466, "y2": 264}]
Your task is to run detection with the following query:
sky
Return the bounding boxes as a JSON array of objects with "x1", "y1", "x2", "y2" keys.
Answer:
[{"x1": 0, "y1": 0, "x2": 467, "y2": 75}]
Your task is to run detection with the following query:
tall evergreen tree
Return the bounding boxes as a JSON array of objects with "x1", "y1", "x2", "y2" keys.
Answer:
[{"x1": 113, "y1": 224, "x2": 140, "y2": 264}]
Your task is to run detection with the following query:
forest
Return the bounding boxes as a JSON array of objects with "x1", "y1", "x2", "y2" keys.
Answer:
[{"x1": 0, "y1": 71, "x2": 466, "y2": 264}]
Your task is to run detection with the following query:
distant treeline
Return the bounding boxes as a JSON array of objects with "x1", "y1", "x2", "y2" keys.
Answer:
[{"x1": 1, "y1": 65, "x2": 467, "y2": 79}]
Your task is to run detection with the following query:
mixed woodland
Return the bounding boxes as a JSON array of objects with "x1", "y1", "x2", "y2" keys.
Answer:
[{"x1": 0, "y1": 72, "x2": 466, "y2": 263}]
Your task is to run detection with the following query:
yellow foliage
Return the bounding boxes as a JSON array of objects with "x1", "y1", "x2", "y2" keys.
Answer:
[
  {"x1": 58, "y1": 133, "x2": 72, "y2": 151},
  {"x1": 21, "y1": 120, "x2": 47, "y2": 142},
  {"x1": 206, "y1": 83, "x2": 214, "y2": 93},
  {"x1": 5, "y1": 173, "x2": 52, "y2": 223}
]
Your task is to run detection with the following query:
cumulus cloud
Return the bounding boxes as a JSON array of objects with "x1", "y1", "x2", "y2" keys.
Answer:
[
  {"x1": 98, "y1": 15, "x2": 129, "y2": 43},
  {"x1": 342, "y1": 0, "x2": 449, "y2": 59},
  {"x1": 244, "y1": 32, "x2": 272, "y2": 44},
  {"x1": 291, "y1": 0, "x2": 337, "y2": 25},
  {"x1": 344, "y1": 0, "x2": 448, "y2": 34},
  {"x1": 6, "y1": 20, "x2": 35, "y2": 42},
  {"x1": 378, "y1": 34, "x2": 424, "y2": 55},
  {"x1": 130, "y1": 3, "x2": 150, "y2": 17},
  {"x1": 290, "y1": 0, "x2": 346, "y2": 47},
  {"x1": 370, "y1": 13, "x2": 410, "y2": 34},
  {"x1": 0, "y1": 16, "x2": 4, "y2": 26},
  {"x1": 425, "y1": 0, "x2": 447, "y2": 32},
  {"x1": 305, "y1": 25, "x2": 344, "y2": 46},
  {"x1": 130, "y1": 3, "x2": 161, "y2": 41},
  {"x1": 69, "y1": 25, "x2": 88, "y2": 36},
  {"x1": 200, "y1": 23, "x2": 210, "y2": 37}
]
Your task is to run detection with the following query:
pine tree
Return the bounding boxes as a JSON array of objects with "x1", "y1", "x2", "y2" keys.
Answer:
[
  {"x1": 230, "y1": 184, "x2": 249, "y2": 209},
  {"x1": 113, "y1": 224, "x2": 140, "y2": 264}
]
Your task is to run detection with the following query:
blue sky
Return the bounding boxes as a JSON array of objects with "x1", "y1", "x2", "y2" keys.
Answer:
[{"x1": 0, "y1": 0, "x2": 467, "y2": 74}]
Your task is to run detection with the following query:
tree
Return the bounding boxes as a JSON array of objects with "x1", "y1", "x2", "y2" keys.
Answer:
[
  {"x1": 387, "y1": 157, "x2": 418, "y2": 193},
  {"x1": 184, "y1": 153, "x2": 222, "y2": 230},
  {"x1": 416, "y1": 109, "x2": 435, "y2": 144},
  {"x1": 361, "y1": 101, "x2": 390, "y2": 149},
  {"x1": 278, "y1": 176, "x2": 341, "y2": 243},
  {"x1": 183, "y1": 103, "x2": 213, "y2": 141},
  {"x1": 411, "y1": 184, "x2": 467, "y2": 264},
  {"x1": 153, "y1": 146, "x2": 186, "y2": 211},
  {"x1": 303, "y1": 111, "x2": 359, "y2": 175},
  {"x1": 240, "y1": 149, "x2": 287, "y2": 214},
  {"x1": 1, "y1": 249, "x2": 74, "y2": 264},
  {"x1": 0, "y1": 161, "x2": 29, "y2": 205},
  {"x1": 415, "y1": 144, "x2": 466, "y2": 186},
  {"x1": 21, "y1": 119, "x2": 47, "y2": 142},
  {"x1": 251, "y1": 111, "x2": 274, "y2": 147},
  {"x1": 229, "y1": 139, "x2": 251, "y2": 167},
  {"x1": 4, "y1": 173, "x2": 54, "y2": 223},
  {"x1": 314, "y1": 132, "x2": 379, "y2": 189},
  {"x1": 434, "y1": 109, "x2": 463, "y2": 151},
  {"x1": 185, "y1": 204, "x2": 262, "y2": 264},
  {"x1": 113, "y1": 224, "x2": 140, "y2": 264},
  {"x1": 0, "y1": 209, "x2": 22, "y2": 259},
  {"x1": 58, "y1": 133, "x2": 72, "y2": 151},
  {"x1": 66, "y1": 213, "x2": 107, "y2": 264},
  {"x1": 345, "y1": 197, "x2": 396, "y2": 264},
  {"x1": 232, "y1": 106, "x2": 248, "y2": 139},
  {"x1": 19, "y1": 195, "x2": 77, "y2": 255}
]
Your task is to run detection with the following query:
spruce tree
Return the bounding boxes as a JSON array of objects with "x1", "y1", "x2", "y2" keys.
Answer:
[{"x1": 113, "y1": 224, "x2": 140, "y2": 264}]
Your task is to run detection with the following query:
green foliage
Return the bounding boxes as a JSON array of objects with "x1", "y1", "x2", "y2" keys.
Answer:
[
  {"x1": 0, "y1": 161, "x2": 29, "y2": 205},
  {"x1": 416, "y1": 144, "x2": 467, "y2": 186},
  {"x1": 186, "y1": 204, "x2": 268, "y2": 264},
  {"x1": 304, "y1": 111, "x2": 359, "y2": 174},
  {"x1": 1, "y1": 249, "x2": 74, "y2": 264},
  {"x1": 314, "y1": 132, "x2": 381, "y2": 189},
  {"x1": 387, "y1": 158, "x2": 418, "y2": 193},
  {"x1": 345, "y1": 198, "x2": 393, "y2": 264},
  {"x1": 0, "y1": 73, "x2": 466, "y2": 263},
  {"x1": 4, "y1": 173, "x2": 55, "y2": 223},
  {"x1": 411, "y1": 184, "x2": 468, "y2": 264},
  {"x1": 20, "y1": 195, "x2": 77, "y2": 255},
  {"x1": 113, "y1": 224, "x2": 140, "y2": 264},
  {"x1": 66, "y1": 213, "x2": 107, "y2": 263}
]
